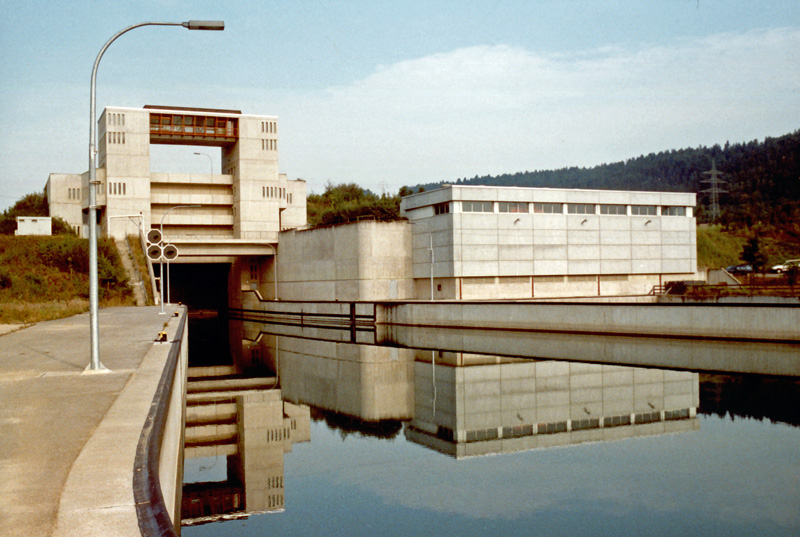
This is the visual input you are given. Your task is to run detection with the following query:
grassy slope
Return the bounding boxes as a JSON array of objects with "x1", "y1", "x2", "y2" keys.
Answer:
[
  {"x1": 0, "y1": 235, "x2": 135, "y2": 323},
  {"x1": 696, "y1": 224, "x2": 800, "y2": 269}
]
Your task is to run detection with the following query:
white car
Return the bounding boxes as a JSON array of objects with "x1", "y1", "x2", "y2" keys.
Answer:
[{"x1": 771, "y1": 259, "x2": 800, "y2": 273}]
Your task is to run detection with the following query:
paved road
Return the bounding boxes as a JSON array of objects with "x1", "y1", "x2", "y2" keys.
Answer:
[{"x1": 0, "y1": 307, "x2": 177, "y2": 537}]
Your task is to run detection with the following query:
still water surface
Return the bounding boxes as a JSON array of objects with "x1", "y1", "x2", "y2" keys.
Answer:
[{"x1": 182, "y1": 321, "x2": 799, "y2": 536}]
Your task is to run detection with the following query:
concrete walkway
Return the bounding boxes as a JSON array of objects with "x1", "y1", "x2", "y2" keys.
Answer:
[{"x1": 0, "y1": 306, "x2": 180, "y2": 537}]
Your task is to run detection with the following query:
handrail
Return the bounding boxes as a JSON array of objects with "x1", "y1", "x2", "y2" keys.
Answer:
[{"x1": 133, "y1": 312, "x2": 187, "y2": 537}]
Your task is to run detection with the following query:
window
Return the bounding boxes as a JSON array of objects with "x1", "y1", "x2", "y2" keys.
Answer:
[
  {"x1": 499, "y1": 202, "x2": 528, "y2": 213},
  {"x1": 568, "y1": 203, "x2": 596, "y2": 214},
  {"x1": 599, "y1": 204, "x2": 626, "y2": 215},
  {"x1": 603, "y1": 415, "x2": 631, "y2": 428},
  {"x1": 631, "y1": 205, "x2": 657, "y2": 216},
  {"x1": 533, "y1": 202, "x2": 563, "y2": 214},
  {"x1": 662, "y1": 206, "x2": 686, "y2": 216},
  {"x1": 635, "y1": 411, "x2": 661, "y2": 424},
  {"x1": 434, "y1": 202, "x2": 450, "y2": 215},
  {"x1": 463, "y1": 276, "x2": 495, "y2": 285},
  {"x1": 462, "y1": 201, "x2": 493, "y2": 212}
]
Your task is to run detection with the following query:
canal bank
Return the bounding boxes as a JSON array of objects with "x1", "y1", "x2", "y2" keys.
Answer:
[{"x1": 0, "y1": 306, "x2": 187, "y2": 537}]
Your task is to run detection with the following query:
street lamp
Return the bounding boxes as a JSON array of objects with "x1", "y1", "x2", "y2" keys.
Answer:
[
  {"x1": 410, "y1": 221, "x2": 435, "y2": 301},
  {"x1": 87, "y1": 20, "x2": 223, "y2": 371},
  {"x1": 159, "y1": 205, "x2": 200, "y2": 314},
  {"x1": 193, "y1": 152, "x2": 213, "y2": 175}
]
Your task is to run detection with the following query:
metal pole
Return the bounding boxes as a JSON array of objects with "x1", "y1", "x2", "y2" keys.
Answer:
[
  {"x1": 166, "y1": 256, "x2": 171, "y2": 305},
  {"x1": 159, "y1": 204, "x2": 200, "y2": 313},
  {"x1": 428, "y1": 230, "x2": 434, "y2": 301},
  {"x1": 193, "y1": 151, "x2": 213, "y2": 176},
  {"x1": 87, "y1": 20, "x2": 223, "y2": 369}
]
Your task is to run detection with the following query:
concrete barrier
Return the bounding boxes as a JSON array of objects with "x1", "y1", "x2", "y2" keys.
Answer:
[
  {"x1": 376, "y1": 301, "x2": 800, "y2": 342},
  {"x1": 134, "y1": 310, "x2": 188, "y2": 537}
]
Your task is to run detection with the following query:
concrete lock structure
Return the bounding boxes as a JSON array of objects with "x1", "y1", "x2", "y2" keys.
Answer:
[
  {"x1": 46, "y1": 105, "x2": 307, "y2": 303},
  {"x1": 46, "y1": 106, "x2": 698, "y2": 304}
]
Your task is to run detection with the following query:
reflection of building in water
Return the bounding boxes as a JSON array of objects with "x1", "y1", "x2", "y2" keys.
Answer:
[
  {"x1": 182, "y1": 383, "x2": 310, "y2": 525},
  {"x1": 277, "y1": 336, "x2": 415, "y2": 422},
  {"x1": 406, "y1": 352, "x2": 699, "y2": 458}
]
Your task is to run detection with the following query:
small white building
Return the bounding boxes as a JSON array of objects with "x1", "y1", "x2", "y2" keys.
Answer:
[
  {"x1": 15, "y1": 216, "x2": 52, "y2": 236},
  {"x1": 401, "y1": 185, "x2": 698, "y2": 299}
]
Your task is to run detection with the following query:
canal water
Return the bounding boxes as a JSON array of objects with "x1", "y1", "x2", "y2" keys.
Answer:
[{"x1": 181, "y1": 319, "x2": 800, "y2": 536}]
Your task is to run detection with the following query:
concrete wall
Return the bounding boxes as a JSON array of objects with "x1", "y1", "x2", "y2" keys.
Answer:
[
  {"x1": 277, "y1": 220, "x2": 414, "y2": 301},
  {"x1": 46, "y1": 173, "x2": 85, "y2": 236},
  {"x1": 377, "y1": 301, "x2": 800, "y2": 342},
  {"x1": 158, "y1": 310, "x2": 189, "y2": 530}
]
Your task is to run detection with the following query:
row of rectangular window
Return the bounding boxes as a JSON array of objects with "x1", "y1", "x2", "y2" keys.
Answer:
[
  {"x1": 425, "y1": 409, "x2": 692, "y2": 444},
  {"x1": 461, "y1": 275, "x2": 632, "y2": 285},
  {"x1": 262, "y1": 186, "x2": 291, "y2": 203},
  {"x1": 108, "y1": 182, "x2": 126, "y2": 196},
  {"x1": 261, "y1": 120, "x2": 277, "y2": 133},
  {"x1": 108, "y1": 131, "x2": 125, "y2": 144},
  {"x1": 262, "y1": 139, "x2": 277, "y2": 151},
  {"x1": 453, "y1": 201, "x2": 686, "y2": 216},
  {"x1": 68, "y1": 187, "x2": 81, "y2": 200},
  {"x1": 149, "y1": 113, "x2": 237, "y2": 137},
  {"x1": 108, "y1": 113, "x2": 125, "y2": 126}
]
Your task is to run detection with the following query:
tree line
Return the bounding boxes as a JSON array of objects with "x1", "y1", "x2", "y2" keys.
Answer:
[{"x1": 412, "y1": 129, "x2": 800, "y2": 228}]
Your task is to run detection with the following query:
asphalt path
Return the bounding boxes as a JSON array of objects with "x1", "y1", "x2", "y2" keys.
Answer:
[{"x1": 0, "y1": 307, "x2": 172, "y2": 537}]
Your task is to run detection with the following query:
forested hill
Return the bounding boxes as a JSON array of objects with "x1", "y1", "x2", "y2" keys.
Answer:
[{"x1": 411, "y1": 130, "x2": 800, "y2": 226}]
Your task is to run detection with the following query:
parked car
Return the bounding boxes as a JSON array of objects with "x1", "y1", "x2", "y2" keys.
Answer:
[
  {"x1": 725, "y1": 263, "x2": 753, "y2": 274},
  {"x1": 770, "y1": 259, "x2": 800, "y2": 273}
]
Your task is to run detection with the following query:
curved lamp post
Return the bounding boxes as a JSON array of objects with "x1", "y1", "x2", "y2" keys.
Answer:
[
  {"x1": 87, "y1": 21, "x2": 224, "y2": 370},
  {"x1": 193, "y1": 151, "x2": 213, "y2": 175}
]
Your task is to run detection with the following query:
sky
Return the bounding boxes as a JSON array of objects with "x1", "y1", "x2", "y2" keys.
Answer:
[{"x1": 1, "y1": 1, "x2": 799, "y2": 209}]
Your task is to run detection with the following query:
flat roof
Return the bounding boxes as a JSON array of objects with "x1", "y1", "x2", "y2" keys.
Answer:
[{"x1": 143, "y1": 105, "x2": 242, "y2": 114}]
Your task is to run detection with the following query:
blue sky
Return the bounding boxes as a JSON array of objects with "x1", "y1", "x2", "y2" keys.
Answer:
[{"x1": 1, "y1": 1, "x2": 799, "y2": 208}]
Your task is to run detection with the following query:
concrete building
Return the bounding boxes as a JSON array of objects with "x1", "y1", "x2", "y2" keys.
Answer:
[
  {"x1": 46, "y1": 104, "x2": 306, "y2": 256},
  {"x1": 401, "y1": 185, "x2": 698, "y2": 299},
  {"x1": 46, "y1": 104, "x2": 307, "y2": 307},
  {"x1": 14, "y1": 216, "x2": 52, "y2": 236}
]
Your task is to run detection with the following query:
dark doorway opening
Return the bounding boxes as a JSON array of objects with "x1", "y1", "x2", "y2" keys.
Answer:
[{"x1": 167, "y1": 263, "x2": 231, "y2": 366}]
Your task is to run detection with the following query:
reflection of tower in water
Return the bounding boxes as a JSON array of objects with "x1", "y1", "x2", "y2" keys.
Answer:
[{"x1": 182, "y1": 379, "x2": 310, "y2": 526}]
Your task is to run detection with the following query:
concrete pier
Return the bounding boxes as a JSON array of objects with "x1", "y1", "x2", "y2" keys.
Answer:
[{"x1": 0, "y1": 306, "x2": 187, "y2": 537}]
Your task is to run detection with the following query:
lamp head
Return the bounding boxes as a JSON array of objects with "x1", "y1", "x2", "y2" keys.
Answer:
[{"x1": 183, "y1": 20, "x2": 225, "y2": 31}]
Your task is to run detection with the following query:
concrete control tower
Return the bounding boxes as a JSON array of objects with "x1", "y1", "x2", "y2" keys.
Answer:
[{"x1": 47, "y1": 105, "x2": 306, "y2": 263}]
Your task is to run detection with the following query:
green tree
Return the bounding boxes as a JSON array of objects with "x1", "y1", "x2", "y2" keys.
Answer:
[
  {"x1": 306, "y1": 183, "x2": 403, "y2": 227},
  {"x1": 741, "y1": 237, "x2": 768, "y2": 273},
  {"x1": 0, "y1": 191, "x2": 76, "y2": 236},
  {"x1": 0, "y1": 192, "x2": 48, "y2": 234}
]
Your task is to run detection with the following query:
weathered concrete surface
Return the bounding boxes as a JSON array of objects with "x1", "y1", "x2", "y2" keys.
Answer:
[
  {"x1": 377, "y1": 301, "x2": 800, "y2": 342},
  {"x1": 0, "y1": 306, "x2": 182, "y2": 537}
]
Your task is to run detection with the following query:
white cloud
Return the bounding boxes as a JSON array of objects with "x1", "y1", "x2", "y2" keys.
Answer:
[{"x1": 274, "y1": 27, "x2": 800, "y2": 192}]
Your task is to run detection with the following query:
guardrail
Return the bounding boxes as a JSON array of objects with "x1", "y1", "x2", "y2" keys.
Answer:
[{"x1": 230, "y1": 301, "x2": 376, "y2": 343}]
